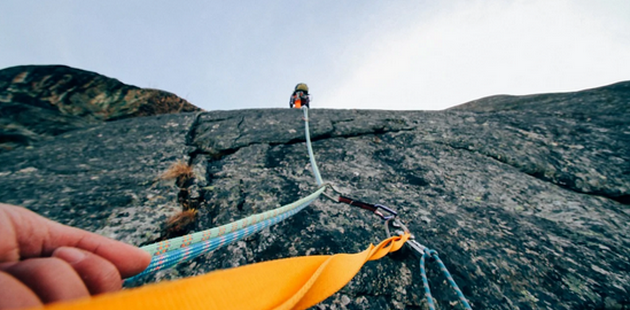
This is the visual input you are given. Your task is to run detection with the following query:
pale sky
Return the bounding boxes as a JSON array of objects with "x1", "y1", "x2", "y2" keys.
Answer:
[{"x1": 1, "y1": 0, "x2": 629, "y2": 111}]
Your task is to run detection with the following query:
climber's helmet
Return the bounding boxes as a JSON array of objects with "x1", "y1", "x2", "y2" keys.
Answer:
[{"x1": 295, "y1": 83, "x2": 309, "y2": 93}]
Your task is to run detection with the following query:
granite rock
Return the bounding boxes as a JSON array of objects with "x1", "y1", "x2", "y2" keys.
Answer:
[{"x1": 0, "y1": 82, "x2": 629, "y2": 309}]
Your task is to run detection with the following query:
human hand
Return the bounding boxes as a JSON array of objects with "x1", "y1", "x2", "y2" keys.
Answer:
[{"x1": 0, "y1": 203, "x2": 151, "y2": 309}]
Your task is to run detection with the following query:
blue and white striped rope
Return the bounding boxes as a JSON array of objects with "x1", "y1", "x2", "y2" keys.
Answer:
[
  {"x1": 140, "y1": 187, "x2": 324, "y2": 257},
  {"x1": 125, "y1": 187, "x2": 323, "y2": 283},
  {"x1": 420, "y1": 249, "x2": 472, "y2": 310}
]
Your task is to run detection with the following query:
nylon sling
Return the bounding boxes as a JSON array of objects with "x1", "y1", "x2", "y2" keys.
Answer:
[{"x1": 32, "y1": 233, "x2": 409, "y2": 310}]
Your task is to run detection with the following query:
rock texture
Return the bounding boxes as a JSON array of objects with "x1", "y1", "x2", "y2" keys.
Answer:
[
  {"x1": 450, "y1": 81, "x2": 630, "y2": 205},
  {"x1": 0, "y1": 82, "x2": 629, "y2": 309},
  {"x1": 0, "y1": 65, "x2": 201, "y2": 152}
]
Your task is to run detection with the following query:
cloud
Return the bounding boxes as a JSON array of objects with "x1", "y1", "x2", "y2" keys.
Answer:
[{"x1": 322, "y1": 0, "x2": 630, "y2": 110}]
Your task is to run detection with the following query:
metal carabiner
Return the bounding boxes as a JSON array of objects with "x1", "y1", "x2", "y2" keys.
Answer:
[
  {"x1": 373, "y1": 204, "x2": 398, "y2": 221},
  {"x1": 322, "y1": 184, "x2": 398, "y2": 221},
  {"x1": 385, "y1": 218, "x2": 408, "y2": 237},
  {"x1": 321, "y1": 183, "x2": 341, "y2": 202},
  {"x1": 385, "y1": 218, "x2": 426, "y2": 258}
]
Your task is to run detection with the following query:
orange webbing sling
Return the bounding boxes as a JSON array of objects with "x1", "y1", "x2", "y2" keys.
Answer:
[{"x1": 35, "y1": 233, "x2": 410, "y2": 310}]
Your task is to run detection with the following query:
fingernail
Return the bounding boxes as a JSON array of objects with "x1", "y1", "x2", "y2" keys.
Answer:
[{"x1": 54, "y1": 247, "x2": 87, "y2": 264}]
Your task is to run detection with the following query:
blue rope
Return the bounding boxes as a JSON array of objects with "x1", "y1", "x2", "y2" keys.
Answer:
[
  {"x1": 125, "y1": 192, "x2": 320, "y2": 283},
  {"x1": 419, "y1": 252, "x2": 435, "y2": 309},
  {"x1": 420, "y1": 249, "x2": 472, "y2": 310}
]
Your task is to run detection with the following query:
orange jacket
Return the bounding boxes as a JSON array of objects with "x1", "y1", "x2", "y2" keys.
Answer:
[{"x1": 290, "y1": 90, "x2": 310, "y2": 108}]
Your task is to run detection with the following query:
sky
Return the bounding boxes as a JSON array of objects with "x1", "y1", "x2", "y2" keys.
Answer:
[{"x1": 1, "y1": 0, "x2": 629, "y2": 111}]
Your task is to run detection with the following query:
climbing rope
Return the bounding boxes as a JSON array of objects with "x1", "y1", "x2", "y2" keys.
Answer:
[
  {"x1": 126, "y1": 186, "x2": 326, "y2": 283},
  {"x1": 420, "y1": 249, "x2": 472, "y2": 310},
  {"x1": 140, "y1": 187, "x2": 325, "y2": 257},
  {"x1": 128, "y1": 106, "x2": 327, "y2": 282},
  {"x1": 302, "y1": 107, "x2": 323, "y2": 186},
  {"x1": 387, "y1": 218, "x2": 472, "y2": 309}
]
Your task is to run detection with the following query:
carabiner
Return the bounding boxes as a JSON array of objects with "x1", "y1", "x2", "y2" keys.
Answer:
[
  {"x1": 321, "y1": 183, "x2": 341, "y2": 202},
  {"x1": 385, "y1": 218, "x2": 408, "y2": 238},
  {"x1": 373, "y1": 204, "x2": 398, "y2": 221},
  {"x1": 322, "y1": 184, "x2": 398, "y2": 221}
]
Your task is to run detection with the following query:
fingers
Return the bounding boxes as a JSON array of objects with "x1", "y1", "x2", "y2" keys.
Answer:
[
  {"x1": 50, "y1": 229, "x2": 151, "y2": 278},
  {"x1": 0, "y1": 203, "x2": 151, "y2": 278},
  {"x1": 2, "y1": 257, "x2": 89, "y2": 303},
  {"x1": 0, "y1": 249, "x2": 123, "y2": 308},
  {"x1": 0, "y1": 272, "x2": 42, "y2": 310},
  {"x1": 53, "y1": 247, "x2": 122, "y2": 294}
]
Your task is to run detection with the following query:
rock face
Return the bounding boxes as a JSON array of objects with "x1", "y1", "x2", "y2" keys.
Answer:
[
  {"x1": 0, "y1": 65, "x2": 201, "y2": 152},
  {"x1": 449, "y1": 81, "x2": 630, "y2": 205},
  {"x1": 450, "y1": 81, "x2": 630, "y2": 116},
  {"x1": 0, "y1": 82, "x2": 629, "y2": 309}
]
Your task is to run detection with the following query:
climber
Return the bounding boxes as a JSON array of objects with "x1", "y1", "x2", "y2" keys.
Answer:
[{"x1": 289, "y1": 83, "x2": 310, "y2": 109}]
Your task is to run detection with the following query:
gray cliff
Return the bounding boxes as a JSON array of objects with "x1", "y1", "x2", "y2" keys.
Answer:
[{"x1": 0, "y1": 82, "x2": 629, "y2": 309}]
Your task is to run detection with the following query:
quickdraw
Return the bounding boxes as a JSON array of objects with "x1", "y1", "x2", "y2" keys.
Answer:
[
  {"x1": 322, "y1": 182, "x2": 472, "y2": 309},
  {"x1": 128, "y1": 106, "x2": 473, "y2": 308},
  {"x1": 321, "y1": 184, "x2": 397, "y2": 221}
]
